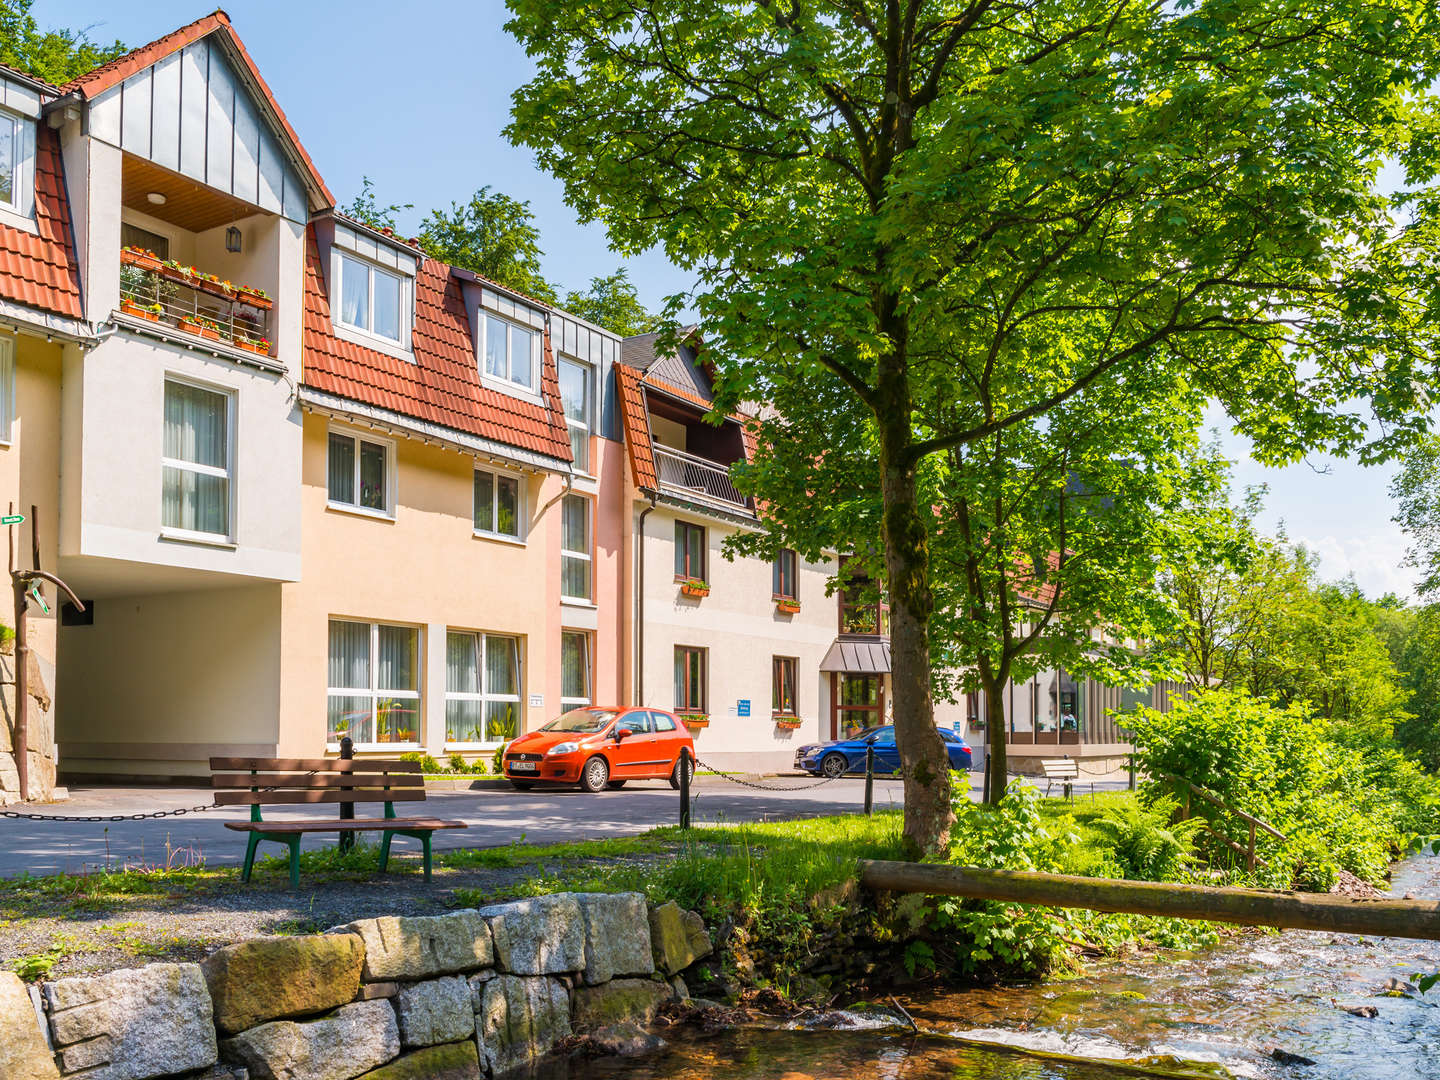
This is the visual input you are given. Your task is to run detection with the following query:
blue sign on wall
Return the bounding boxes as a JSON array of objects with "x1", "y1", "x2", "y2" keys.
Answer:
[{"x1": 737, "y1": 699, "x2": 751, "y2": 717}]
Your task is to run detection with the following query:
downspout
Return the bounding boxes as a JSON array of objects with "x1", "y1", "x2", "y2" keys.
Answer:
[{"x1": 636, "y1": 493, "x2": 657, "y2": 705}]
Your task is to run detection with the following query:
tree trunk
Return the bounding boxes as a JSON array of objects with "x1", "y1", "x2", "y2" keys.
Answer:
[
  {"x1": 978, "y1": 663, "x2": 1009, "y2": 805},
  {"x1": 875, "y1": 339, "x2": 953, "y2": 857}
]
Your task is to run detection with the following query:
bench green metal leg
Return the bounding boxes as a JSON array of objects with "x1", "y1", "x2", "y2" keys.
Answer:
[
  {"x1": 240, "y1": 831, "x2": 263, "y2": 883},
  {"x1": 380, "y1": 829, "x2": 436, "y2": 880},
  {"x1": 285, "y1": 835, "x2": 301, "y2": 890},
  {"x1": 379, "y1": 830, "x2": 395, "y2": 873}
]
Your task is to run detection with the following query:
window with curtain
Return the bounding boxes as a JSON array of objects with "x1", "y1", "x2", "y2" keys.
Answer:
[
  {"x1": 482, "y1": 313, "x2": 538, "y2": 391},
  {"x1": 328, "y1": 429, "x2": 391, "y2": 514},
  {"x1": 772, "y1": 657, "x2": 797, "y2": 716},
  {"x1": 561, "y1": 494, "x2": 592, "y2": 601},
  {"x1": 337, "y1": 252, "x2": 403, "y2": 343},
  {"x1": 674, "y1": 646, "x2": 707, "y2": 713},
  {"x1": 162, "y1": 379, "x2": 230, "y2": 538},
  {"x1": 0, "y1": 336, "x2": 14, "y2": 443},
  {"x1": 121, "y1": 222, "x2": 170, "y2": 260},
  {"x1": 674, "y1": 520, "x2": 706, "y2": 581},
  {"x1": 558, "y1": 357, "x2": 591, "y2": 472},
  {"x1": 445, "y1": 630, "x2": 521, "y2": 744},
  {"x1": 561, "y1": 631, "x2": 591, "y2": 709},
  {"x1": 327, "y1": 620, "x2": 421, "y2": 745},
  {"x1": 474, "y1": 468, "x2": 522, "y2": 538},
  {"x1": 773, "y1": 549, "x2": 797, "y2": 599}
]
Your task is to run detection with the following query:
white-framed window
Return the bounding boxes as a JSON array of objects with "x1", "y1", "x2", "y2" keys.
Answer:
[
  {"x1": 558, "y1": 357, "x2": 591, "y2": 472},
  {"x1": 337, "y1": 251, "x2": 403, "y2": 344},
  {"x1": 482, "y1": 312, "x2": 540, "y2": 392},
  {"x1": 0, "y1": 336, "x2": 15, "y2": 444},
  {"x1": 0, "y1": 110, "x2": 19, "y2": 210},
  {"x1": 445, "y1": 630, "x2": 521, "y2": 745},
  {"x1": 561, "y1": 493, "x2": 592, "y2": 602},
  {"x1": 327, "y1": 619, "x2": 422, "y2": 747},
  {"x1": 474, "y1": 467, "x2": 523, "y2": 539},
  {"x1": 327, "y1": 426, "x2": 393, "y2": 517},
  {"x1": 561, "y1": 630, "x2": 592, "y2": 710},
  {"x1": 162, "y1": 377, "x2": 232, "y2": 540}
]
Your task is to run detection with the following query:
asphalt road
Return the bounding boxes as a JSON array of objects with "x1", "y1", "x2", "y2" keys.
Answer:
[{"x1": 0, "y1": 771, "x2": 1129, "y2": 877}]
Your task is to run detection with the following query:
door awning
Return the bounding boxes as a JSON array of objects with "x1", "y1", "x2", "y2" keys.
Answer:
[{"x1": 819, "y1": 638, "x2": 892, "y2": 674}]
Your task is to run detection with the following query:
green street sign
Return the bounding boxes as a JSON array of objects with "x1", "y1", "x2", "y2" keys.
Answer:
[{"x1": 0, "y1": 514, "x2": 23, "y2": 525}]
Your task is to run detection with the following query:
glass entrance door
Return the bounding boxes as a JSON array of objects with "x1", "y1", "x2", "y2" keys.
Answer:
[{"x1": 833, "y1": 673, "x2": 883, "y2": 739}]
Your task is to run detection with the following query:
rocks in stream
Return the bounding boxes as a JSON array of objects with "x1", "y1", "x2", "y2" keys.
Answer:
[{"x1": 1270, "y1": 1047, "x2": 1319, "y2": 1067}]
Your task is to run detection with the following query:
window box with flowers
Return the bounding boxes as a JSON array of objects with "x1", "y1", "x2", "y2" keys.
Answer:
[
  {"x1": 120, "y1": 297, "x2": 164, "y2": 322},
  {"x1": 678, "y1": 711, "x2": 710, "y2": 729},
  {"x1": 679, "y1": 579, "x2": 710, "y2": 599},
  {"x1": 775, "y1": 597, "x2": 801, "y2": 615},
  {"x1": 178, "y1": 315, "x2": 224, "y2": 341},
  {"x1": 121, "y1": 245, "x2": 165, "y2": 272},
  {"x1": 233, "y1": 331, "x2": 272, "y2": 357},
  {"x1": 774, "y1": 715, "x2": 803, "y2": 730}
]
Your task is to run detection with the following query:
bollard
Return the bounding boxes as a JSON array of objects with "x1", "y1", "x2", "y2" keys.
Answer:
[
  {"x1": 339, "y1": 736, "x2": 355, "y2": 853},
  {"x1": 1128, "y1": 752, "x2": 1136, "y2": 791},
  {"x1": 679, "y1": 746, "x2": 691, "y2": 829},
  {"x1": 864, "y1": 744, "x2": 875, "y2": 815}
]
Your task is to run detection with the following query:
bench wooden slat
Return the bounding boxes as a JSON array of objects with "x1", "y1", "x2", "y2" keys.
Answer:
[
  {"x1": 211, "y1": 772, "x2": 425, "y2": 789},
  {"x1": 215, "y1": 788, "x2": 428, "y2": 806},
  {"x1": 225, "y1": 818, "x2": 466, "y2": 834},
  {"x1": 209, "y1": 757, "x2": 423, "y2": 773}
]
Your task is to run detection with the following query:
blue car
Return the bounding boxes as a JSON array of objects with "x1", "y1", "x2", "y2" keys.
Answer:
[{"x1": 794, "y1": 725, "x2": 972, "y2": 778}]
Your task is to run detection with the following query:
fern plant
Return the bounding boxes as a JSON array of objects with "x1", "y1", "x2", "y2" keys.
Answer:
[{"x1": 1090, "y1": 796, "x2": 1204, "y2": 880}]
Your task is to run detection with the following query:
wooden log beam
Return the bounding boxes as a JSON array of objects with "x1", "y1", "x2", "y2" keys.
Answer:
[{"x1": 857, "y1": 861, "x2": 1440, "y2": 941}]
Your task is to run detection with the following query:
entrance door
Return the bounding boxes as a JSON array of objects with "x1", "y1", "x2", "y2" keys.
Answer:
[{"x1": 833, "y1": 674, "x2": 883, "y2": 739}]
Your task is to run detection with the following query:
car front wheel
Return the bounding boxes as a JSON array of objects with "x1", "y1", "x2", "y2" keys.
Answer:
[
  {"x1": 668, "y1": 755, "x2": 694, "y2": 790},
  {"x1": 820, "y1": 752, "x2": 849, "y2": 779},
  {"x1": 580, "y1": 756, "x2": 610, "y2": 793}
]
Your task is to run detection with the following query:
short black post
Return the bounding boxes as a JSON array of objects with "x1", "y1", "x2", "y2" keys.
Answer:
[
  {"x1": 1128, "y1": 752, "x2": 1136, "y2": 792},
  {"x1": 863, "y1": 744, "x2": 875, "y2": 815},
  {"x1": 678, "y1": 747, "x2": 691, "y2": 829},
  {"x1": 339, "y1": 736, "x2": 355, "y2": 853}
]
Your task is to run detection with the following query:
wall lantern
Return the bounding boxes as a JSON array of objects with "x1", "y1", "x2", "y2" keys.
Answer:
[{"x1": 225, "y1": 226, "x2": 242, "y2": 253}]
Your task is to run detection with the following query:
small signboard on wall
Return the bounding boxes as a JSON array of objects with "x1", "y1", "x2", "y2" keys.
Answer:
[
  {"x1": 737, "y1": 699, "x2": 751, "y2": 717},
  {"x1": 529, "y1": 694, "x2": 544, "y2": 708}
]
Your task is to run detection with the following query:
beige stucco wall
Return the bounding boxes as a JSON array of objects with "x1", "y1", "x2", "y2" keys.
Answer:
[
  {"x1": 0, "y1": 332, "x2": 65, "y2": 800},
  {"x1": 634, "y1": 501, "x2": 836, "y2": 771},
  {"x1": 275, "y1": 412, "x2": 591, "y2": 761},
  {"x1": 56, "y1": 582, "x2": 283, "y2": 778}
]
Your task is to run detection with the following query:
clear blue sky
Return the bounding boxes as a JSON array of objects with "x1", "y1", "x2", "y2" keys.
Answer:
[{"x1": 38, "y1": 1, "x2": 1419, "y2": 601}]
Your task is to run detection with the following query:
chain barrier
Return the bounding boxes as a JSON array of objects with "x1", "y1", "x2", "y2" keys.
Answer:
[
  {"x1": 692, "y1": 757, "x2": 851, "y2": 791},
  {"x1": 1, "y1": 803, "x2": 219, "y2": 822}
]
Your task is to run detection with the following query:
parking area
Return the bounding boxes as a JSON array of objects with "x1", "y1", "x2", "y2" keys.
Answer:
[{"x1": 0, "y1": 770, "x2": 1131, "y2": 877}]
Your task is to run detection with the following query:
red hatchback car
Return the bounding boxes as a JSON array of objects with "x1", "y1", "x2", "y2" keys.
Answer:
[{"x1": 502, "y1": 706, "x2": 696, "y2": 793}]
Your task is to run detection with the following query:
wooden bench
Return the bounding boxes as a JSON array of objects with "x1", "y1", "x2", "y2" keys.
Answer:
[
  {"x1": 1040, "y1": 757, "x2": 1084, "y2": 800},
  {"x1": 211, "y1": 757, "x2": 467, "y2": 888}
]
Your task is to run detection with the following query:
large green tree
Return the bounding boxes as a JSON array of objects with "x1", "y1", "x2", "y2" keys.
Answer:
[
  {"x1": 0, "y1": 0, "x2": 124, "y2": 85},
  {"x1": 418, "y1": 187, "x2": 558, "y2": 305},
  {"x1": 508, "y1": 0, "x2": 1440, "y2": 852},
  {"x1": 563, "y1": 268, "x2": 662, "y2": 337}
]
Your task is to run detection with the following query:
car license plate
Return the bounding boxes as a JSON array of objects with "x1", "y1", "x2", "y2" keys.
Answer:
[{"x1": 511, "y1": 761, "x2": 537, "y2": 772}]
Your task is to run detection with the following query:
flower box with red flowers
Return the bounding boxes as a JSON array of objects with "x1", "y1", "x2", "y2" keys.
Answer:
[
  {"x1": 775, "y1": 598, "x2": 801, "y2": 615},
  {"x1": 178, "y1": 316, "x2": 223, "y2": 341},
  {"x1": 678, "y1": 712, "x2": 710, "y2": 729},
  {"x1": 679, "y1": 579, "x2": 710, "y2": 599},
  {"x1": 119, "y1": 298, "x2": 162, "y2": 322},
  {"x1": 773, "y1": 716, "x2": 802, "y2": 729}
]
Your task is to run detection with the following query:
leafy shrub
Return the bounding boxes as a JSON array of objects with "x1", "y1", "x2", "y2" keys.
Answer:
[
  {"x1": 448, "y1": 753, "x2": 469, "y2": 773},
  {"x1": 1087, "y1": 795, "x2": 1203, "y2": 880},
  {"x1": 398, "y1": 751, "x2": 442, "y2": 774}
]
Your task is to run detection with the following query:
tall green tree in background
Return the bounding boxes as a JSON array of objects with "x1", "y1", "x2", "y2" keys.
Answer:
[
  {"x1": 564, "y1": 268, "x2": 661, "y2": 337},
  {"x1": 0, "y1": 0, "x2": 124, "y2": 85},
  {"x1": 507, "y1": 0, "x2": 1440, "y2": 853},
  {"x1": 418, "y1": 187, "x2": 558, "y2": 305}
]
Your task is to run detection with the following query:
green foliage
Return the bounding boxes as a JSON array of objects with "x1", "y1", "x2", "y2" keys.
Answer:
[
  {"x1": 448, "y1": 752, "x2": 469, "y2": 772},
  {"x1": 1129, "y1": 689, "x2": 1440, "y2": 885},
  {"x1": 418, "y1": 186, "x2": 557, "y2": 304},
  {"x1": 562, "y1": 267, "x2": 662, "y2": 337},
  {"x1": 0, "y1": 0, "x2": 125, "y2": 85},
  {"x1": 398, "y1": 751, "x2": 442, "y2": 774},
  {"x1": 340, "y1": 177, "x2": 413, "y2": 233},
  {"x1": 1087, "y1": 796, "x2": 1203, "y2": 881}
]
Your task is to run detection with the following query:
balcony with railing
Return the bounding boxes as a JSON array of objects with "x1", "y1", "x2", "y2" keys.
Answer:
[
  {"x1": 653, "y1": 443, "x2": 748, "y2": 509},
  {"x1": 117, "y1": 247, "x2": 274, "y2": 359}
]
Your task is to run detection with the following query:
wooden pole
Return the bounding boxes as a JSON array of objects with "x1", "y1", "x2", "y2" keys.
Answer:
[{"x1": 857, "y1": 861, "x2": 1440, "y2": 941}]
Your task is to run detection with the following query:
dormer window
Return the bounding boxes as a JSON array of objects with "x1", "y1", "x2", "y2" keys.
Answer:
[
  {"x1": 339, "y1": 252, "x2": 402, "y2": 343},
  {"x1": 0, "y1": 100, "x2": 37, "y2": 228},
  {"x1": 0, "y1": 111, "x2": 18, "y2": 209},
  {"x1": 482, "y1": 313, "x2": 539, "y2": 392}
]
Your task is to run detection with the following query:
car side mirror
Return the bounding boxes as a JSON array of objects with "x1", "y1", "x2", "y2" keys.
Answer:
[{"x1": 615, "y1": 728, "x2": 632, "y2": 741}]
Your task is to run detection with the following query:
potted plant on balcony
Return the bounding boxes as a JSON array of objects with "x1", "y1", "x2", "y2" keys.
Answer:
[
  {"x1": 234, "y1": 331, "x2": 272, "y2": 356},
  {"x1": 680, "y1": 578, "x2": 710, "y2": 599},
  {"x1": 121, "y1": 246, "x2": 164, "y2": 272},
  {"x1": 775, "y1": 597, "x2": 801, "y2": 615},
  {"x1": 678, "y1": 711, "x2": 710, "y2": 729},
  {"x1": 235, "y1": 283, "x2": 272, "y2": 309},
  {"x1": 773, "y1": 715, "x2": 803, "y2": 730},
  {"x1": 178, "y1": 314, "x2": 224, "y2": 341},
  {"x1": 119, "y1": 296, "x2": 163, "y2": 321}
]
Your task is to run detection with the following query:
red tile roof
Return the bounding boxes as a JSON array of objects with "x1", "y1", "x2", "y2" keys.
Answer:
[
  {"x1": 0, "y1": 60, "x2": 57, "y2": 92},
  {"x1": 0, "y1": 125, "x2": 82, "y2": 321},
  {"x1": 60, "y1": 10, "x2": 334, "y2": 208},
  {"x1": 615, "y1": 363, "x2": 658, "y2": 490},
  {"x1": 300, "y1": 227, "x2": 573, "y2": 463}
]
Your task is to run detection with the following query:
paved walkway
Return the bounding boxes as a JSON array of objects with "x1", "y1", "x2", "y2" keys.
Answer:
[{"x1": 0, "y1": 771, "x2": 1130, "y2": 877}]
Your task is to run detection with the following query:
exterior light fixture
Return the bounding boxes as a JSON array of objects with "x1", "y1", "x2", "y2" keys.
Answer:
[
  {"x1": 146, "y1": 191, "x2": 167, "y2": 205},
  {"x1": 225, "y1": 226, "x2": 242, "y2": 253}
]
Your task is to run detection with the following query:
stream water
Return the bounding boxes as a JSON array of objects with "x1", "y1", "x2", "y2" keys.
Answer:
[{"x1": 556, "y1": 851, "x2": 1440, "y2": 1080}]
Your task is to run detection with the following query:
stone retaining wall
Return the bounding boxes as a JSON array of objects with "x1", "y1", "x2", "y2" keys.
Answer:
[{"x1": 1, "y1": 894, "x2": 713, "y2": 1080}]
